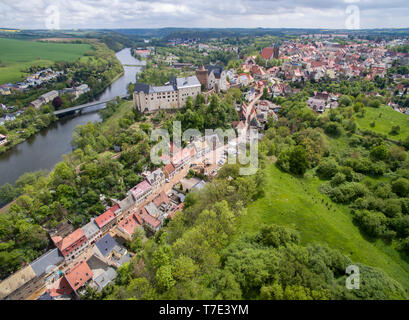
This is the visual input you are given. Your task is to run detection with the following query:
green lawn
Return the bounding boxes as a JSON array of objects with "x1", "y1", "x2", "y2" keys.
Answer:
[
  {"x1": 0, "y1": 38, "x2": 92, "y2": 83},
  {"x1": 354, "y1": 106, "x2": 409, "y2": 141},
  {"x1": 240, "y1": 163, "x2": 409, "y2": 291}
]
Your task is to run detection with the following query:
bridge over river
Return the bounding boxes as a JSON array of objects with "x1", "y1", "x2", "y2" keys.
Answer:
[{"x1": 54, "y1": 94, "x2": 130, "y2": 116}]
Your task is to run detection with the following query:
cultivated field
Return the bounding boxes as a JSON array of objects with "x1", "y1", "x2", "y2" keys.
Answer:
[{"x1": 0, "y1": 38, "x2": 92, "y2": 83}]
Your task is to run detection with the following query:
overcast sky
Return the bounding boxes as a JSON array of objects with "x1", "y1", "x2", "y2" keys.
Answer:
[{"x1": 0, "y1": 0, "x2": 408, "y2": 30}]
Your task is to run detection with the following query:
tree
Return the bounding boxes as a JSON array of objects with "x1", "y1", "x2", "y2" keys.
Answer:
[
  {"x1": 172, "y1": 255, "x2": 198, "y2": 281},
  {"x1": 156, "y1": 265, "x2": 176, "y2": 291},
  {"x1": 316, "y1": 158, "x2": 339, "y2": 179},
  {"x1": 390, "y1": 125, "x2": 400, "y2": 136},
  {"x1": 0, "y1": 183, "x2": 18, "y2": 205},
  {"x1": 289, "y1": 145, "x2": 309, "y2": 176},
  {"x1": 256, "y1": 224, "x2": 299, "y2": 248},
  {"x1": 339, "y1": 95, "x2": 352, "y2": 107},
  {"x1": 370, "y1": 144, "x2": 388, "y2": 161},
  {"x1": 392, "y1": 178, "x2": 409, "y2": 197},
  {"x1": 126, "y1": 278, "x2": 157, "y2": 300}
]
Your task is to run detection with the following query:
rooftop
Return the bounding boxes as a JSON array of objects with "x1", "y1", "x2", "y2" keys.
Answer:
[
  {"x1": 30, "y1": 248, "x2": 64, "y2": 277},
  {"x1": 118, "y1": 214, "x2": 141, "y2": 236},
  {"x1": 81, "y1": 220, "x2": 100, "y2": 240},
  {"x1": 164, "y1": 163, "x2": 175, "y2": 175},
  {"x1": 130, "y1": 180, "x2": 152, "y2": 198},
  {"x1": 95, "y1": 205, "x2": 119, "y2": 229},
  {"x1": 54, "y1": 228, "x2": 86, "y2": 254},
  {"x1": 0, "y1": 266, "x2": 36, "y2": 300},
  {"x1": 144, "y1": 202, "x2": 161, "y2": 218},
  {"x1": 172, "y1": 75, "x2": 201, "y2": 89},
  {"x1": 146, "y1": 168, "x2": 165, "y2": 185},
  {"x1": 95, "y1": 234, "x2": 118, "y2": 258}
]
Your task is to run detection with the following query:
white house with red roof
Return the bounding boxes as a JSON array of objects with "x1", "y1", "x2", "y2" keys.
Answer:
[
  {"x1": 130, "y1": 180, "x2": 153, "y2": 207},
  {"x1": 94, "y1": 204, "x2": 120, "y2": 234}
]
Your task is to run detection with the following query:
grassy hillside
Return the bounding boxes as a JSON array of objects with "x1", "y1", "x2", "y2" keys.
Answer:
[
  {"x1": 354, "y1": 106, "x2": 409, "y2": 141},
  {"x1": 0, "y1": 38, "x2": 92, "y2": 83},
  {"x1": 240, "y1": 163, "x2": 409, "y2": 291}
]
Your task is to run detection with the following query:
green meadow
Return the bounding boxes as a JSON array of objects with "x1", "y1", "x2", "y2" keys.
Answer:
[
  {"x1": 0, "y1": 38, "x2": 91, "y2": 83},
  {"x1": 240, "y1": 163, "x2": 409, "y2": 291},
  {"x1": 354, "y1": 105, "x2": 409, "y2": 141}
]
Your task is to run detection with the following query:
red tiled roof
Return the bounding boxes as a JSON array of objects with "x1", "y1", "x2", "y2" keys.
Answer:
[
  {"x1": 118, "y1": 215, "x2": 141, "y2": 236},
  {"x1": 95, "y1": 205, "x2": 119, "y2": 229},
  {"x1": 153, "y1": 191, "x2": 170, "y2": 207},
  {"x1": 47, "y1": 276, "x2": 73, "y2": 297},
  {"x1": 164, "y1": 163, "x2": 175, "y2": 175},
  {"x1": 64, "y1": 261, "x2": 93, "y2": 291},
  {"x1": 168, "y1": 203, "x2": 184, "y2": 219},
  {"x1": 260, "y1": 47, "x2": 274, "y2": 60},
  {"x1": 56, "y1": 228, "x2": 86, "y2": 253},
  {"x1": 138, "y1": 207, "x2": 161, "y2": 228}
]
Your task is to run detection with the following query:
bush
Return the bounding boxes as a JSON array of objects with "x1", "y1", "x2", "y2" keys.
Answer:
[
  {"x1": 277, "y1": 145, "x2": 309, "y2": 176},
  {"x1": 353, "y1": 210, "x2": 388, "y2": 238},
  {"x1": 330, "y1": 173, "x2": 346, "y2": 187},
  {"x1": 390, "y1": 125, "x2": 400, "y2": 136},
  {"x1": 382, "y1": 199, "x2": 402, "y2": 218},
  {"x1": 370, "y1": 144, "x2": 388, "y2": 161},
  {"x1": 368, "y1": 99, "x2": 381, "y2": 108},
  {"x1": 392, "y1": 178, "x2": 409, "y2": 197},
  {"x1": 329, "y1": 182, "x2": 369, "y2": 204},
  {"x1": 324, "y1": 122, "x2": 343, "y2": 137}
]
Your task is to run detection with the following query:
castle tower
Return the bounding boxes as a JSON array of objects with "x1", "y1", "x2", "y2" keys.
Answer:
[{"x1": 273, "y1": 40, "x2": 280, "y2": 59}]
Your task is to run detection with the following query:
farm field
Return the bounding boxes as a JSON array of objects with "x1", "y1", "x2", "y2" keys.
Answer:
[
  {"x1": 0, "y1": 38, "x2": 92, "y2": 83},
  {"x1": 239, "y1": 163, "x2": 409, "y2": 291},
  {"x1": 354, "y1": 105, "x2": 409, "y2": 141}
]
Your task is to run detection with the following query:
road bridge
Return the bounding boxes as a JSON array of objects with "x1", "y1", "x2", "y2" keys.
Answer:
[{"x1": 53, "y1": 94, "x2": 129, "y2": 116}]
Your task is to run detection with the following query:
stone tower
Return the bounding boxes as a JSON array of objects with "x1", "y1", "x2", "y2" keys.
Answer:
[{"x1": 195, "y1": 65, "x2": 208, "y2": 89}]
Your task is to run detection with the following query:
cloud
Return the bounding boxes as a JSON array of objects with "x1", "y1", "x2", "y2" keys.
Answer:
[{"x1": 0, "y1": 0, "x2": 408, "y2": 29}]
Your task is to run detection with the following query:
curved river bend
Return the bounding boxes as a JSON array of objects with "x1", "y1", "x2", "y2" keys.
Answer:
[{"x1": 0, "y1": 48, "x2": 144, "y2": 187}]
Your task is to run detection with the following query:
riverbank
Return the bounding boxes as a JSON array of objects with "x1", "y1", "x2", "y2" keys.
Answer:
[
  {"x1": 0, "y1": 63, "x2": 124, "y2": 157},
  {"x1": 0, "y1": 42, "x2": 124, "y2": 155},
  {"x1": 0, "y1": 48, "x2": 142, "y2": 187}
]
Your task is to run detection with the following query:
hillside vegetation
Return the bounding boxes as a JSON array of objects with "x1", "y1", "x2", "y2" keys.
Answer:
[
  {"x1": 354, "y1": 105, "x2": 409, "y2": 141},
  {"x1": 241, "y1": 163, "x2": 409, "y2": 290},
  {"x1": 0, "y1": 38, "x2": 92, "y2": 83}
]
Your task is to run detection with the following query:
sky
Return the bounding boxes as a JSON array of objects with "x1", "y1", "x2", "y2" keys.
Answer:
[{"x1": 0, "y1": 0, "x2": 408, "y2": 30}]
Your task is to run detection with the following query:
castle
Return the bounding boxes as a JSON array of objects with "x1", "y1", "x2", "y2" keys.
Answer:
[{"x1": 133, "y1": 76, "x2": 201, "y2": 113}]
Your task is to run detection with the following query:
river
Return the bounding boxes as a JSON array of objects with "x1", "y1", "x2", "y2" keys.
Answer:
[{"x1": 0, "y1": 48, "x2": 144, "y2": 187}]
